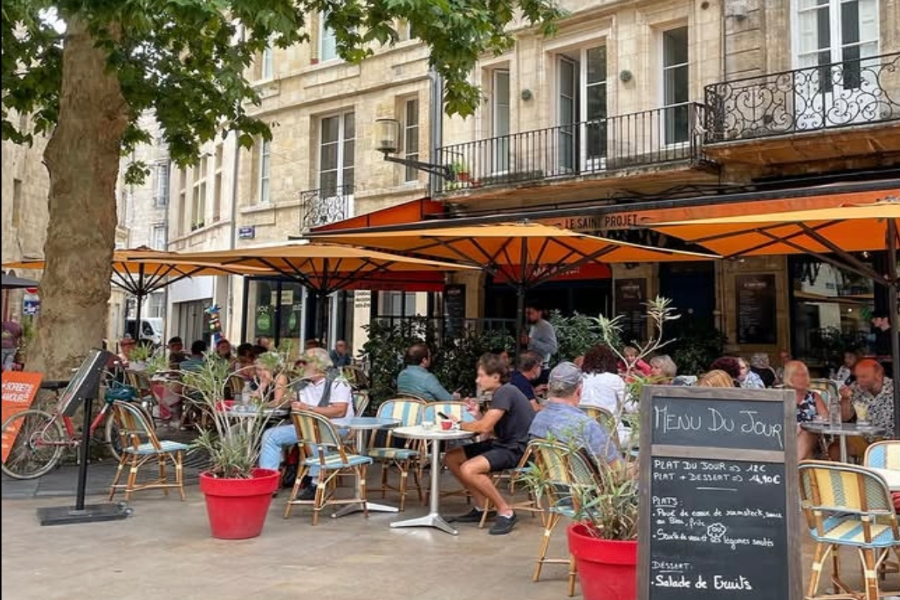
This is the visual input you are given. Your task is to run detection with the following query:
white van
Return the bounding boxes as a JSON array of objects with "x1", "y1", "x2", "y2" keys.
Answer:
[{"x1": 125, "y1": 318, "x2": 165, "y2": 347}]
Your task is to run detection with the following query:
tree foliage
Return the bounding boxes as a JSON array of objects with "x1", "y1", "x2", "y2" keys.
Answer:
[{"x1": 2, "y1": 0, "x2": 564, "y2": 175}]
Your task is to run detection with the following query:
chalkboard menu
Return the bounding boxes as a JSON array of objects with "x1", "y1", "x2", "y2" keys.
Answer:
[
  {"x1": 57, "y1": 349, "x2": 113, "y2": 417},
  {"x1": 735, "y1": 274, "x2": 776, "y2": 344},
  {"x1": 615, "y1": 278, "x2": 646, "y2": 343},
  {"x1": 444, "y1": 284, "x2": 466, "y2": 338},
  {"x1": 638, "y1": 386, "x2": 800, "y2": 600}
]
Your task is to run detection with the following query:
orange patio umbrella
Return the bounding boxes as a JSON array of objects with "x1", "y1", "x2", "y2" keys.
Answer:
[
  {"x1": 652, "y1": 193, "x2": 900, "y2": 435},
  {"x1": 309, "y1": 221, "x2": 718, "y2": 348}
]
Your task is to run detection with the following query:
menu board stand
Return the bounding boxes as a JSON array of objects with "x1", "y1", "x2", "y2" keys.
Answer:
[
  {"x1": 637, "y1": 386, "x2": 801, "y2": 600},
  {"x1": 37, "y1": 349, "x2": 132, "y2": 526}
]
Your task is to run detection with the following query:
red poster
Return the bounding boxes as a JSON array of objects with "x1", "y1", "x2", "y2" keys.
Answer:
[{"x1": 2, "y1": 372, "x2": 43, "y2": 463}]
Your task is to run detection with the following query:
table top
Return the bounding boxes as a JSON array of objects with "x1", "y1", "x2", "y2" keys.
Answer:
[
  {"x1": 867, "y1": 467, "x2": 900, "y2": 491},
  {"x1": 345, "y1": 417, "x2": 401, "y2": 430},
  {"x1": 800, "y1": 421, "x2": 887, "y2": 437},
  {"x1": 225, "y1": 408, "x2": 288, "y2": 419},
  {"x1": 392, "y1": 425, "x2": 476, "y2": 441}
]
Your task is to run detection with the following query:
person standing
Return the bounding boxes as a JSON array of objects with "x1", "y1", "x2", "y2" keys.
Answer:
[
  {"x1": 871, "y1": 311, "x2": 895, "y2": 373},
  {"x1": 2, "y1": 319, "x2": 23, "y2": 371},
  {"x1": 329, "y1": 339, "x2": 352, "y2": 368},
  {"x1": 520, "y1": 301, "x2": 558, "y2": 374}
]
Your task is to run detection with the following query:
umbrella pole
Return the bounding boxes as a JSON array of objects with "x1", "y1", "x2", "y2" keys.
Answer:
[
  {"x1": 516, "y1": 285, "x2": 525, "y2": 358},
  {"x1": 887, "y1": 219, "x2": 900, "y2": 437},
  {"x1": 316, "y1": 291, "x2": 328, "y2": 345},
  {"x1": 134, "y1": 264, "x2": 145, "y2": 347}
]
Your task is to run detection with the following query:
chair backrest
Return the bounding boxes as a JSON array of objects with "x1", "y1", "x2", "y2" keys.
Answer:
[
  {"x1": 580, "y1": 405, "x2": 621, "y2": 449},
  {"x1": 352, "y1": 392, "x2": 370, "y2": 417},
  {"x1": 799, "y1": 460, "x2": 896, "y2": 545},
  {"x1": 290, "y1": 409, "x2": 348, "y2": 467},
  {"x1": 112, "y1": 400, "x2": 160, "y2": 451},
  {"x1": 865, "y1": 440, "x2": 900, "y2": 470},
  {"x1": 396, "y1": 390, "x2": 429, "y2": 402},
  {"x1": 528, "y1": 439, "x2": 600, "y2": 507},
  {"x1": 227, "y1": 374, "x2": 247, "y2": 397},
  {"x1": 125, "y1": 370, "x2": 152, "y2": 396},
  {"x1": 808, "y1": 379, "x2": 837, "y2": 406},
  {"x1": 374, "y1": 399, "x2": 426, "y2": 448},
  {"x1": 423, "y1": 401, "x2": 476, "y2": 423}
]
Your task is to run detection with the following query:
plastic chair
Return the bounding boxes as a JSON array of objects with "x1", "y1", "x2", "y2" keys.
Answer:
[
  {"x1": 284, "y1": 409, "x2": 373, "y2": 525},
  {"x1": 799, "y1": 460, "x2": 900, "y2": 599},
  {"x1": 367, "y1": 399, "x2": 426, "y2": 511},
  {"x1": 108, "y1": 401, "x2": 188, "y2": 501}
]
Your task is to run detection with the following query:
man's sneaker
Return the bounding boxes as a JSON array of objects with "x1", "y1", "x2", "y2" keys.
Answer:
[
  {"x1": 297, "y1": 485, "x2": 317, "y2": 501},
  {"x1": 448, "y1": 507, "x2": 495, "y2": 523},
  {"x1": 489, "y1": 513, "x2": 518, "y2": 535}
]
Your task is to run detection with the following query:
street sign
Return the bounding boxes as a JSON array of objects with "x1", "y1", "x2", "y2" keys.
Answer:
[{"x1": 238, "y1": 226, "x2": 256, "y2": 239}]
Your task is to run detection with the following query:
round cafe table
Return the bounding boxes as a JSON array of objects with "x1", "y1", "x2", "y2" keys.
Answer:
[
  {"x1": 389, "y1": 425, "x2": 475, "y2": 536},
  {"x1": 332, "y1": 417, "x2": 402, "y2": 519},
  {"x1": 800, "y1": 421, "x2": 887, "y2": 463}
]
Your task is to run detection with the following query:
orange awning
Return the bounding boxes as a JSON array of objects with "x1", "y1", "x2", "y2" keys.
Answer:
[{"x1": 310, "y1": 198, "x2": 444, "y2": 233}]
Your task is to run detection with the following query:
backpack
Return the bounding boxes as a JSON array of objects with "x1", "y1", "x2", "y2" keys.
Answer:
[{"x1": 293, "y1": 369, "x2": 340, "y2": 408}]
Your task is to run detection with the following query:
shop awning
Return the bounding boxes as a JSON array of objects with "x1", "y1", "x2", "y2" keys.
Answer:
[{"x1": 308, "y1": 198, "x2": 444, "y2": 233}]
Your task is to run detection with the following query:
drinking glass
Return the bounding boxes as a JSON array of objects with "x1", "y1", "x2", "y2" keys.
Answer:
[{"x1": 853, "y1": 402, "x2": 870, "y2": 426}]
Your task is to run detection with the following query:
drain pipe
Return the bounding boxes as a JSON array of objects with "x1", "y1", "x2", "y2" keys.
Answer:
[
  {"x1": 428, "y1": 67, "x2": 444, "y2": 198},
  {"x1": 226, "y1": 25, "x2": 246, "y2": 342}
]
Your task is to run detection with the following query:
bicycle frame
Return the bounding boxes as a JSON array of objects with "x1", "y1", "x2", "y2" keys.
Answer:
[{"x1": 39, "y1": 396, "x2": 117, "y2": 449}]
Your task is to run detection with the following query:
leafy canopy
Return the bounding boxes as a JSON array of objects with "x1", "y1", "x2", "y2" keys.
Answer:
[{"x1": 2, "y1": 0, "x2": 563, "y2": 179}]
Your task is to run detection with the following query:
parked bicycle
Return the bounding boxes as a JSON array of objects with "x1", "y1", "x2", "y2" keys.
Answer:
[{"x1": 1, "y1": 370, "x2": 150, "y2": 480}]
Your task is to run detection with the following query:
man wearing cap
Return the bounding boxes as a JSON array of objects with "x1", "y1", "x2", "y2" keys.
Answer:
[
  {"x1": 259, "y1": 347, "x2": 354, "y2": 499},
  {"x1": 529, "y1": 362, "x2": 621, "y2": 466}
]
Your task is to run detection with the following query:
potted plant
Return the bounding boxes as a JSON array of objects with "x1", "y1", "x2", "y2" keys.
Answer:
[
  {"x1": 523, "y1": 297, "x2": 679, "y2": 600},
  {"x1": 176, "y1": 348, "x2": 293, "y2": 539},
  {"x1": 128, "y1": 343, "x2": 153, "y2": 371},
  {"x1": 451, "y1": 160, "x2": 470, "y2": 182}
]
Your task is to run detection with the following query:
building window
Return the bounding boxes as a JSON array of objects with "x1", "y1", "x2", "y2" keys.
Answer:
[
  {"x1": 191, "y1": 158, "x2": 207, "y2": 229},
  {"x1": 491, "y1": 69, "x2": 511, "y2": 173},
  {"x1": 155, "y1": 160, "x2": 170, "y2": 206},
  {"x1": 555, "y1": 45, "x2": 607, "y2": 171},
  {"x1": 213, "y1": 144, "x2": 223, "y2": 222},
  {"x1": 150, "y1": 224, "x2": 167, "y2": 250},
  {"x1": 662, "y1": 26, "x2": 689, "y2": 145},
  {"x1": 319, "y1": 111, "x2": 355, "y2": 196},
  {"x1": 377, "y1": 291, "x2": 418, "y2": 317},
  {"x1": 319, "y1": 15, "x2": 337, "y2": 62},
  {"x1": 397, "y1": 20, "x2": 413, "y2": 42},
  {"x1": 403, "y1": 98, "x2": 419, "y2": 182},
  {"x1": 261, "y1": 44, "x2": 274, "y2": 79},
  {"x1": 259, "y1": 139, "x2": 271, "y2": 204},
  {"x1": 147, "y1": 293, "x2": 166, "y2": 319},
  {"x1": 177, "y1": 168, "x2": 187, "y2": 236}
]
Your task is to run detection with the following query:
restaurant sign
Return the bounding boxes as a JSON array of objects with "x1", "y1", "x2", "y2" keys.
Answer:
[
  {"x1": 545, "y1": 211, "x2": 644, "y2": 232},
  {"x1": 1, "y1": 372, "x2": 43, "y2": 463}
]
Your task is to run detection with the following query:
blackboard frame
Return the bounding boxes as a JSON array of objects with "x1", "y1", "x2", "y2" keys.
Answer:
[{"x1": 637, "y1": 385, "x2": 801, "y2": 600}]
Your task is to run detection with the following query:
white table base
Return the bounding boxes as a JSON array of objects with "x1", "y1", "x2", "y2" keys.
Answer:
[
  {"x1": 391, "y1": 437, "x2": 458, "y2": 535},
  {"x1": 333, "y1": 425, "x2": 400, "y2": 519}
]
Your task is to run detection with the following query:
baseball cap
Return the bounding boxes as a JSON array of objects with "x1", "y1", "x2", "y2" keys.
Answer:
[{"x1": 548, "y1": 362, "x2": 583, "y2": 390}]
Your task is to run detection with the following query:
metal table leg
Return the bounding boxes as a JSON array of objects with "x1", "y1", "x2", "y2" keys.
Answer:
[
  {"x1": 333, "y1": 428, "x2": 398, "y2": 518},
  {"x1": 391, "y1": 438, "x2": 458, "y2": 535},
  {"x1": 839, "y1": 435, "x2": 848, "y2": 463}
]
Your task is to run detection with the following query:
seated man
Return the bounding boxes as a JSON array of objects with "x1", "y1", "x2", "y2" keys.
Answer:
[
  {"x1": 510, "y1": 350, "x2": 542, "y2": 412},
  {"x1": 259, "y1": 347, "x2": 354, "y2": 499},
  {"x1": 167, "y1": 336, "x2": 187, "y2": 366},
  {"x1": 444, "y1": 354, "x2": 535, "y2": 535},
  {"x1": 179, "y1": 340, "x2": 208, "y2": 372},
  {"x1": 835, "y1": 358, "x2": 894, "y2": 461},
  {"x1": 330, "y1": 339, "x2": 352, "y2": 368},
  {"x1": 396, "y1": 343, "x2": 453, "y2": 401},
  {"x1": 529, "y1": 362, "x2": 620, "y2": 467}
]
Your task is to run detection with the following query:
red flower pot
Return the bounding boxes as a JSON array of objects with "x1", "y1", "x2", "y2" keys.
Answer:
[
  {"x1": 199, "y1": 468, "x2": 279, "y2": 539},
  {"x1": 568, "y1": 523, "x2": 638, "y2": 600}
]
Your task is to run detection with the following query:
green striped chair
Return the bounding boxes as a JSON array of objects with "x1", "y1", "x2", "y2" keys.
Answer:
[
  {"x1": 284, "y1": 409, "x2": 373, "y2": 525},
  {"x1": 367, "y1": 398, "x2": 426, "y2": 511},
  {"x1": 799, "y1": 460, "x2": 900, "y2": 599}
]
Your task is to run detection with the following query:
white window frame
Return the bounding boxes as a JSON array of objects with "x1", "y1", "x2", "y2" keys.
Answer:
[
  {"x1": 261, "y1": 44, "x2": 274, "y2": 79},
  {"x1": 259, "y1": 139, "x2": 271, "y2": 204},
  {"x1": 213, "y1": 144, "x2": 223, "y2": 221},
  {"x1": 491, "y1": 69, "x2": 511, "y2": 175},
  {"x1": 150, "y1": 223, "x2": 167, "y2": 251},
  {"x1": 579, "y1": 45, "x2": 607, "y2": 170},
  {"x1": 660, "y1": 25, "x2": 690, "y2": 147},
  {"x1": 791, "y1": 0, "x2": 880, "y2": 69},
  {"x1": 319, "y1": 14, "x2": 338, "y2": 62},
  {"x1": 403, "y1": 98, "x2": 420, "y2": 182},
  {"x1": 155, "y1": 160, "x2": 170, "y2": 206}
]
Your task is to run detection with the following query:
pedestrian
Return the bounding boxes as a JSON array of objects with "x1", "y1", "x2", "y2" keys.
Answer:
[{"x1": 1, "y1": 318, "x2": 23, "y2": 371}]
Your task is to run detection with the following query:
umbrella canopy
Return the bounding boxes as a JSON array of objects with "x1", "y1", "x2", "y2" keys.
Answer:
[
  {"x1": 3, "y1": 247, "x2": 275, "y2": 343},
  {"x1": 1, "y1": 273, "x2": 40, "y2": 290},
  {"x1": 174, "y1": 242, "x2": 477, "y2": 338},
  {"x1": 652, "y1": 194, "x2": 900, "y2": 436},
  {"x1": 310, "y1": 222, "x2": 718, "y2": 351}
]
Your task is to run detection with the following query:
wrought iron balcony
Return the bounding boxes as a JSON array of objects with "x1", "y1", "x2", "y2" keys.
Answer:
[
  {"x1": 704, "y1": 51, "x2": 900, "y2": 143},
  {"x1": 435, "y1": 104, "x2": 706, "y2": 194},
  {"x1": 299, "y1": 185, "x2": 354, "y2": 231}
]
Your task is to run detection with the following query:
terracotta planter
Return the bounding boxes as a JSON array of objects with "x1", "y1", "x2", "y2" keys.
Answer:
[
  {"x1": 568, "y1": 523, "x2": 638, "y2": 600},
  {"x1": 199, "y1": 468, "x2": 279, "y2": 539}
]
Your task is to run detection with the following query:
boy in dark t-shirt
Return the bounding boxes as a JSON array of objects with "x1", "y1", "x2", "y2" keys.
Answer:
[{"x1": 444, "y1": 353, "x2": 535, "y2": 535}]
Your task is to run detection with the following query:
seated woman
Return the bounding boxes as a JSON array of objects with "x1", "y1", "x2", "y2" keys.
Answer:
[
  {"x1": 697, "y1": 370, "x2": 735, "y2": 388},
  {"x1": 252, "y1": 354, "x2": 290, "y2": 408},
  {"x1": 581, "y1": 344, "x2": 633, "y2": 444},
  {"x1": 649, "y1": 355, "x2": 678, "y2": 384},
  {"x1": 783, "y1": 360, "x2": 828, "y2": 462}
]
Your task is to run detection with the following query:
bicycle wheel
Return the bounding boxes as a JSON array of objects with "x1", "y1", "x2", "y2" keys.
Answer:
[
  {"x1": 1, "y1": 410, "x2": 67, "y2": 479},
  {"x1": 103, "y1": 412, "x2": 124, "y2": 461}
]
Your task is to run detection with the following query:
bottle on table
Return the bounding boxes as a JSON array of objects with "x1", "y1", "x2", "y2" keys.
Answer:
[
  {"x1": 241, "y1": 381, "x2": 252, "y2": 410},
  {"x1": 829, "y1": 394, "x2": 842, "y2": 428}
]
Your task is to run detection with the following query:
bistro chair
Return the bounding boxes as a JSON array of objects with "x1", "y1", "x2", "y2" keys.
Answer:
[
  {"x1": 367, "y1": 398, "x2": 426, "y2": 511},
  {"x1": 284, "y1": 409, "x2": 373, "y2": 526},
  {"x1": 526, "y1": 439, "x2": 600, "y2": 597},
  {"x1": 124, "y1": 369, "x2": 157, "y2": 419},
  {"x1": 108, "y1": 400, "x2": 188, "y2": 502},
  {"x1": 799, "y1": 460, "x2": 900, "y2": 600},
  {"x1": 809, "y1": 379, "x2": 839, "y2": 407},
  {"x1": 580, "y1": 405, "x2": 621, "y2": 450},
  {"x1": 352, "y1": 391, "x2": 370, "y2": 418},
  {"x1": 395, "y1": 390, "x2": 430, "y2": 402},
  {"x1": 865, "y1": 441, "x2": 900, "y2": 471}
]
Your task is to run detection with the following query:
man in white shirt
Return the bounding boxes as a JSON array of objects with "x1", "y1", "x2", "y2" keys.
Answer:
[{"x1": 259, "y1": 348, "x2": 353, "y2": 498}]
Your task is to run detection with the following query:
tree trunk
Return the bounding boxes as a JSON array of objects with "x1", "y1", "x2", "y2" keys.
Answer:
[{"x1": 28, "y1": 16, "x2": 128, "y2": 380}]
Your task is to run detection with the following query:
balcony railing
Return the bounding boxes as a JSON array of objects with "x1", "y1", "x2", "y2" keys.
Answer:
[
  {"x1": 435, "y1": 104, "x2": 706, "y2": 194},
  {"x1": 704, "y1": 51, "x2": 900, "y2": 143},
  {"x1": 299, "y1": 185, "x2": 354, "y2": 231}
]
